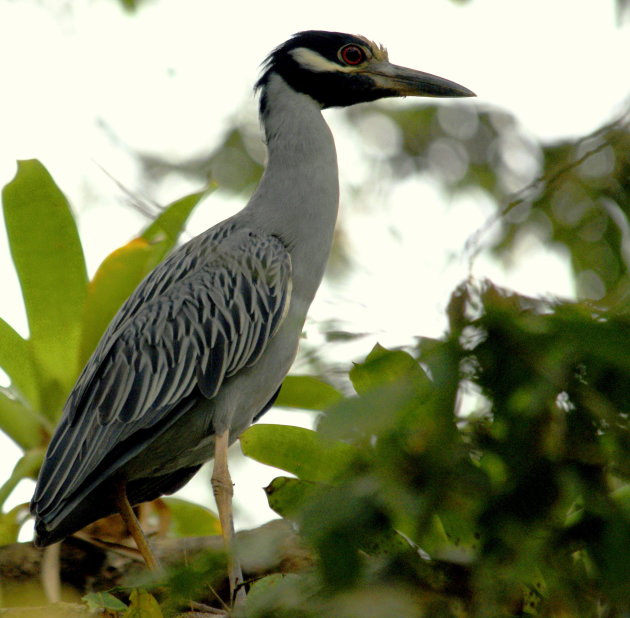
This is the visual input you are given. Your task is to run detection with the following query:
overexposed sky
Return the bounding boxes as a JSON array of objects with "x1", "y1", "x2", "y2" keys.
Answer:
[{"x1": 0, "y1": 0, "x2": 628, "y2": 536}]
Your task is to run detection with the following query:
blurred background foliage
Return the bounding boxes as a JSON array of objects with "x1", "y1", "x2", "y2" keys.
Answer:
[
  {"x1": 0, "y1": 0, "x2": 629, "y2": 616},
  {"x1": 133, "y1": 98, "x2": 630, "y2": 305},
  {"x1": 238, "y1": 292, "x2": 630, "y2": 615}
]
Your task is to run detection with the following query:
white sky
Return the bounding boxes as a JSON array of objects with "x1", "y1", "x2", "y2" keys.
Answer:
[{"x1": 0, "y1": 0, "x2": 628, "y2": 538}]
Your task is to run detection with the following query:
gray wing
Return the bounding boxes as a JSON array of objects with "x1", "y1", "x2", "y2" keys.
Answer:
[{"x1": 32, "y1": 225, "x2": 291, "y2": 521}]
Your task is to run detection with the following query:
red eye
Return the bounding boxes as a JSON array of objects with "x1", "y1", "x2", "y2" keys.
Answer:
[{"x1": 339, "y1": 44, "x2": 365, "y2": 66}]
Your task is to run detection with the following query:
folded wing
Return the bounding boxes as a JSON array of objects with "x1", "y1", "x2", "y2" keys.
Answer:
[{"x1": 31, "y1": 227, "x2": 291, "y2": 530}]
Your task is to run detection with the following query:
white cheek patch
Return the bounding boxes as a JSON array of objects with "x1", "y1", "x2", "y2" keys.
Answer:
[{"x1": 290, "y1": 47, "x2": 355, "y2": 73}]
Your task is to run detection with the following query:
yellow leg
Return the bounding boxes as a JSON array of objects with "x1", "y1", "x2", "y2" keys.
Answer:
[
  {"x1": 115, "y1": 480, "x2": 160, "y2": 571},
  {"x1": 41, "y1": 543, "x2": 61, "y2": 603},
  {"x1": 211, "y1": 430, "x2": 245, "y2": 604}
]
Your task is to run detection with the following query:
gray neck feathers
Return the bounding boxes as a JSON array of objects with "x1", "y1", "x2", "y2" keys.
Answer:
[{"x1": 245, "y1": 74, "x2": 340, "y2": 302}]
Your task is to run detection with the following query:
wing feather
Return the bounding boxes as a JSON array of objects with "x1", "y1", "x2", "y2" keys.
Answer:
[{"x1": 32, "y1": 226, "x2": 292, "y2": 528}]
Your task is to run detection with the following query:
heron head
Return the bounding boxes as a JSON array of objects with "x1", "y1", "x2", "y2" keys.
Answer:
[{"x1": 256, "y1": 30, "x2": 475, "y2": 110}]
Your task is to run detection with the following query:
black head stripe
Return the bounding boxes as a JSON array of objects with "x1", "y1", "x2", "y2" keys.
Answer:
[
  {"x1": 258, "y1": 31, "x2": 371, "y2": 76},
  {"x1": 256, "y1": 31, "x2": 385, "y2": 110}
]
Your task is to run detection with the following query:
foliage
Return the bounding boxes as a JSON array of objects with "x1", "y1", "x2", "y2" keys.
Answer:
[
  {"x1": 115, "y1": 0, "x2": 149, "y2": 13},
  {"x1": 85, "y1": 588, "x2": 164, "y2": 617},
  {"x1": 1, "y1": 8, "x2": 630, "y2": 611},
  {"x1": 2, "y1": 106, "x2": 630, "y2": 615},
  {"x1": 134, "y1": 96, "x2": 630, "y2": 306},
  {"x1": 0, "y1": 160, "x2": 209, "y2": 542},
  {"x1": 161, "y1": 497, "x2": 221, "y2": 538},
  {"x1": 240, "y1": 282, "x2": 630, "y2": 616},
  {"x1": 349, "y1": 104, "x2": 630, "y2": 305}
]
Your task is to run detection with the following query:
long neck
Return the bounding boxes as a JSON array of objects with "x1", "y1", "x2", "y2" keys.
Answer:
[{"x1": 245, "y1": 74, "x2": 340, "y2": 304}]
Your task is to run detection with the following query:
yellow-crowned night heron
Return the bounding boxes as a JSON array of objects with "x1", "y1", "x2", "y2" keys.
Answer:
[{"x1": 31, "y1": 30, "x2": 474, "y2": 596}]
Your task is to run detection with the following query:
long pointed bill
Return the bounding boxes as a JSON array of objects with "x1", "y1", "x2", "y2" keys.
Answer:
[{"x1": 368, "y1": 62, "x2": 476, "y2": 98}]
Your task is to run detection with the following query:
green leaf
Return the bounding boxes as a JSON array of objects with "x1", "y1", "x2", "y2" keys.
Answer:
[
  {"x1": 123, "y1": 588, "x2": 163, "y2": 618},
  {"x1": 240, "y1": 424, "x2": 355, "y2": 483},
  {"x1": 0, "y1": 503, "x2": 31, "y2": 546},
  {"x1": 79, "y1": 190, "x2": 207, "y2": 364},
  {"x1": 520, "y1": 569, "x2": 547, "y2": 615},
  {"x1": 141, "y1": 189, "x2": 209, "y2": 250},
  {"x1": 319, "y1": 344, "x2": 437, "y2": 441},
  {"x1": 428, "y1": 510, "x2": 480, "y2": 561},
  {"x1": 318, "y1": 381, "x2": 432, "y2": 442},
  {"x1": 163, "y1": 552, "x2": 226, "y2": 607},
  {"x1": 350, "y1": 343, "x2": 430, "y2": 396},
  {"x1": 245, "y1": 573, "x2": 304, "y2": 617},
  {"x1": 162, "y1": 497, "x2": 221, "y2": 538},
  {"x1": 79, "y1": 237, "x2": 166, "y2": 365},
  {"x1": 83, "y1": 591, "x2": 128, "y2": 611},
  {"x1": 276, "y1": 375, "x2": 343, "y2": 411},
  {"x1": 0, "y1": 317, "x2": 39, "y2": 408},
  {"x1": 268, "y1": 476, "x2": 416, "y2": 563},
  {"x1": 612, "y1": 484, "x2": 630, "y2": 517},
  {"x1": 412, "y1": 515, "x2": 452, "y2": 557},
  {"x1": 0, "y1": 448, "x2": 44, "y2": 509},
  {"x1": 264, "y1": 476, "x2": 322, "y2": 519},
  {"x1": 245, "y1": 572, "x2": 286, "y2": 603},
  {"x1": 0, "y1": 391, "x2": 46, "y2": 450},
  {"x1": 2, "y1": 160, "x2": 88, "y2": 415}
]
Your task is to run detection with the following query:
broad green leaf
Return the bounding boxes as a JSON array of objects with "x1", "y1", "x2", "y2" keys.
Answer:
[
  {"x1": 0, "y1": 448, "x2": 44, "y2": 509},
  {"x1": 79, "y1": 238, "x2": 166, "y2": 365},
  {"x1": 0, "y1": 317, "x2": 38, "y2": 408},
  {"x1": 319, "y1": 345, "x2": 436, "y2": 441},
  {"x1": 0, "y1": 391, "x2": 46, "y2": 450},
  {"x1": 413, "y1": 514, "x2": 453, "y2": 557},
  {"x1": 0, "y1": 503, "x2": 30, "y2": 546},
  {"x1": 79, "y1": 190, "x2": 207, "y2": 364},
  {"x1": 2, "y1": 160, "x2": 88, "y2": 415},
  {"x1": 246, "y1": 572, "x2": 287, "y2": 602},
  {"x1": 123, "y1": 588, "x2": 163, "y2": 618},
  {"x1": 240, "y1": 424, "x2": 355, "y2": 483},
  {"x1": 424, "y1": 510, "x2": 480, "y2": 562},
  {"x1": 245, "y1": 573, "x2": 304, "y2": 617},
  {"x1": 318, "y1": 381, "x2": 431, "y2": 441},
  {"x1": 276, "y1": 375, "x2": 343, "y2": 411},
  {"x1": 267, "y1": 476, "x2": 416, "y2": 563},
  {"x1": 566, "y1": 486, "x2": 630, "y2": 528},
  {"x1": 520, "y1": 569, "x2": 547, "y2": 615},
  {"x1": 141, "y1": 189, "x2": 210, "y2": 249},
  {"x1": 83, "y1": 591, "x2": 128, "y2": 611},
  {"x1": 162, "y1": 497, "x2": 221, "y2": 538},
  {"x1": 264, "y1": 476, "x2": 322, "y2": 519},
  {"x1": 163, "y1": 552, "x2": 226, "y2": 606},
  {"x1": 350, "y1": 343, "x2": 431, "y2": 397},
  {"x1": 521, "y1": 584, "x2": 545, "y2": 616},
  {"x1": 612, "y1": 484, "x2": 630, "y2": 517}
]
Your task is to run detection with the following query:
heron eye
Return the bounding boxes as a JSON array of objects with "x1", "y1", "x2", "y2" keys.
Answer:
[{"x1": 339, "y1": 44, "x2": 365, "y2": 66}]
